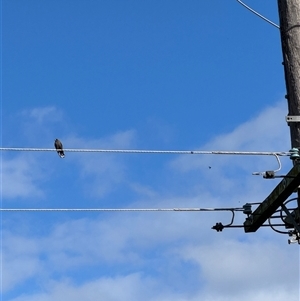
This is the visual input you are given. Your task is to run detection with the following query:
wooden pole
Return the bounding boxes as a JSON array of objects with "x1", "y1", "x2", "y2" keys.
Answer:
[
  {"x1": 278, "y1": 0, "x2": 300, "y2": 222},
  {"x1": 243, "y1": 1, "x2": 300, "y2": 232},
  {"x1": 278, "y1": 0, "x2": 300, "y2": 148}
]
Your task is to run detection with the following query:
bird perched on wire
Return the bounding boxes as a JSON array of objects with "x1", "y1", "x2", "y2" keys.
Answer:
[{"x1": 54, "y1": 139, "x2": 65, "y2": 158}]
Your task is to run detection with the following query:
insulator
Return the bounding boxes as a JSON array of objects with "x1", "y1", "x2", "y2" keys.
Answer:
[
  {"x1": 243, "y1": 203, "x2": 252, "y2": 215},
  {"x1": 289, "y1": 148, "x2": 300, "y2": 160},
  {"x1": 263, "y1": 171, "x2": 275, "y2": 179},
  {"x1": 212, "y1": 222, "x2": 224, "y2": 232}
]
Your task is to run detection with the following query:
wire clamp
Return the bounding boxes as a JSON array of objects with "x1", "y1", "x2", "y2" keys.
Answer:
[{"x1": 286, "y1": 116, "x2": 300, "y2": 123}]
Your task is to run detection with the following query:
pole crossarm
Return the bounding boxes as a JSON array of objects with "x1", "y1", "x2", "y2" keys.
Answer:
[{"x1": 244, "y1": 164, "x2": 300, "y2": 232}]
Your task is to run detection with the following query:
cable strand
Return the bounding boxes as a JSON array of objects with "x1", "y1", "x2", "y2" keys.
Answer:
[
  {"x1": 236, "y1": 0, "x2": 280, "y2": 29},
  {"x1": 0, "y1": 207, "x2": 244, "y2": 212},
  {"x1": 0, "y1": 147, "x2": 291, "y2": 156}
]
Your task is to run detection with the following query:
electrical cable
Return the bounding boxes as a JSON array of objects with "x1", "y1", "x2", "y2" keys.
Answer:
[
  {"x1": 268, "y1": 197, "x2": 299, "y2": 234},
  {"x1": 225, "y1": 210, "x2": 235, "y2": 227},
  {"x1": 225, "y1": 223, "x2": 286, "y2": 229},
  {"x1": 0, "y1": 147, "x2": 290, "y2": 156},
  {"x1": 280, "y1": 198, "x2": 298, "y2": 224},
  {"x1": 236, "y1": 0, "x2": 280, "y2": 29},
  {"x1": 0, "y1": 147, "x2": 291, "y2": 156},
  {"x1": 0, "y1": 207, "x2": 244, "y2": 212},
  {"x1": 0, "y1": 148, "x2": 290, "y2": 176},
  {"x1": 268, "y1": 217, "x2": 289, "y2": 234}
]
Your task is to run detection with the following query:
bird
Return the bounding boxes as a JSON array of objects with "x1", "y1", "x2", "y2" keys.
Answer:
[{"x1": 54, "y1": 139, "x2": 65, "y2": 158}]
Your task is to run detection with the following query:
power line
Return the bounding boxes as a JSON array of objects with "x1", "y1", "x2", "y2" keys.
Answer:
[
  {"x1": 0, "y1": 207, "x2": 243, "y2": 212},
  {"x1": 0, "y1": 147, "x2": 291, "y2": 156},
  {"x1": 236, "y1": 0, "x2": 280, "y2": 29}
]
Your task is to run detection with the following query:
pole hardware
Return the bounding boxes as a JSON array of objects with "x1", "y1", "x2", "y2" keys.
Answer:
[{"x1": 286, "y1": 116, "x2": 300, "y2": 123}]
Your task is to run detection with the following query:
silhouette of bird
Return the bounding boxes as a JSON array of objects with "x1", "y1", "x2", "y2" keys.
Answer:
[{"x1": 54, "y1": 139, "x2": 65, "y2": 158}]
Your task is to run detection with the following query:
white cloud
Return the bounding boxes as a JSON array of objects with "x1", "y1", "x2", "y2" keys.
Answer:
[
  {"x1": 171, "y1": 101, "x2": 290, "y2": 173},
  {"x1": 62, "y1": 130, "x2": 137, "y2": 198},
  {"x1": 7, "y1": 273, "x2": 185, "y2": 301},
  {"x1": 2, "y1": 232, "x2": 42, "y2": 292},
  {"x1": 4, "y1": 250, "x2": 299, "y2": 301},
  {"x1": 23, "y1": 106, "x2": 63, "y2": 124},
  {"x1": 168, "y1": 101, "x2": 292, "y2": 205},
  {"x1": 181, "y1": 238, "x2": 298, "y2": 298},
  {"x1": 1, "y1": 105, "x2": 137, "y2": 200},
  {"x1": 0, "y1": 197, "x2": 215, "y2": 293},
  {"x1": 2, "y1": 193, "x2": 298, "y2": 298},
  {"x1": 1, "y1": 155, "x2": 44, "y2": 199},
  {"x1": 2, "y1": 102, "x2": 299, "y2": 301}
]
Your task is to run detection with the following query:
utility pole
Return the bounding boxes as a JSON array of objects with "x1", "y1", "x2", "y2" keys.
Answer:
[
  {"x1": 279, "y1": 0, "x2": 300, "y2": 148},
  {"x1": 278, "y1": 0, "x2": 300, "y2": 224},
  {"x1": 244, "y1": 0, "x2": 300, "y2": 233}
]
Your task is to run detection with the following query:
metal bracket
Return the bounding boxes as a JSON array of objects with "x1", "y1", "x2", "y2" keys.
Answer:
[{"x1": 286, "y1": 116, "x2": 300, "y2": 123}]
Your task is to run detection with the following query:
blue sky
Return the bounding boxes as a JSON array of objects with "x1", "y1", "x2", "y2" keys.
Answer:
[{"x1": 1, "y1": 1, "x2": 299, "y2": 301}]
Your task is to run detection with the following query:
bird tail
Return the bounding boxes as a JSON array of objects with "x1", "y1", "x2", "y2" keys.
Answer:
[{"x1": 58, "y1": 151, "x2": 65, "y2": 158}]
